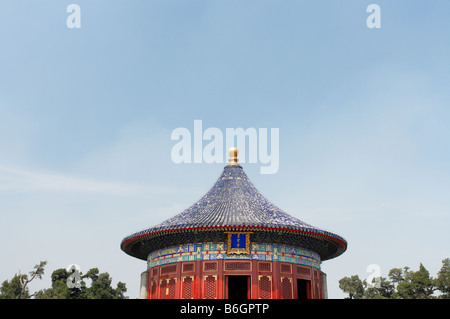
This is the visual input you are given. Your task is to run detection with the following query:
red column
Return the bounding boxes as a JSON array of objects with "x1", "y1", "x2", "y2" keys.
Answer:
[
  {"x1": 217, "y1": 260, "x2": 224, "y2": 299},
  {"x1": 175, "y1": 262, "x2": 182, "y2": 299},
  {"x1": 272, "y1": 261, "x2": 280, "y2": 299},
  {"x1": 146, "y1": 269, "x2": 151, "y2": 299},
  {"x1": 195, "y1": 260, "x2": 202, "y2": 299},
  {"x1": 251, "y1": 260, "x2": 258, "y2": 299}
]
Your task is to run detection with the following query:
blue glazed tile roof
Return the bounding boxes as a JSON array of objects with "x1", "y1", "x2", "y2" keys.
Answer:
[
  {"x1": 151, "y1": 165, "x2": 317, "y2": 230},
  {"x1": 121, "y1": 164, "x2": 347, "y2": 260}
]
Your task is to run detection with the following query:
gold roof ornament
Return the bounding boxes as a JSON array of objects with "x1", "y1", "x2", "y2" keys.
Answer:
[{"x1": 227, "y1": 147, "x2": 239, "y2": 166}]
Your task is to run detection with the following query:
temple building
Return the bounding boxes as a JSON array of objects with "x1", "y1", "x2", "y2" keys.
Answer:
[{"x1": 120, "y1": 148, "x2": 347, "y2": 299}]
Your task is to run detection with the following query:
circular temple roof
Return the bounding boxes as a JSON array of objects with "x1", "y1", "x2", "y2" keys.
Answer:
[{"x1": 121, "y1": 153, "x2": 347, "y2": 261}]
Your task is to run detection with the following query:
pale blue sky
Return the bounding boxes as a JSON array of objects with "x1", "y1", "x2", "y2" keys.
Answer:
[{"x1": 0, "y1": 1, "x2": 449, "y2": 298}]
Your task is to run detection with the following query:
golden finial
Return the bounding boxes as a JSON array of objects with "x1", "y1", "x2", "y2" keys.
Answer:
[{"x1": 227, "y1": 147, "x2": 239, "y2": 166}]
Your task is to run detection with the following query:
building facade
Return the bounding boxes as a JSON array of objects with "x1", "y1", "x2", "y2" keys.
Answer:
[{"x1": 121, "y1": 148, "x2": 347, "y2": 299}]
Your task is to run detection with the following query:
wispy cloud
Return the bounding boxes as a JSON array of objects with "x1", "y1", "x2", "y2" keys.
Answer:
[{"x1": 0, "y1": 165, "x2": 173, "y2": 196}]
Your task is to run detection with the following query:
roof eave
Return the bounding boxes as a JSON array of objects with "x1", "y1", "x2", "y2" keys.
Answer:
[{"x1": 121, "y1": 225, "x2": 347, "y2": 261}]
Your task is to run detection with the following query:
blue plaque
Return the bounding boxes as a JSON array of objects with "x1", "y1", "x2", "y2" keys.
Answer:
[
  {"x1": 226, "y1": 232, "x2": 252, "y2": 255},
  {"x1": 230, "y1": 233, "x2": 246, "y2": 249}
]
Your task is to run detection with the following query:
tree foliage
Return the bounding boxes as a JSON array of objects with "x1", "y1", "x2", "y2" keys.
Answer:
[
  {"x1": 0, "y1": 261, "x2": 47, "y2": 299},
  {"x1": 338, "y1": 275, "x2": 364, "y2": 299},
  {"x1": 339, "y1": 258, "x2": 450, "y2": 299},
  {"x1": 34, "y1": 267, "x2": 128, "y2": 299},
  {"x1": 0, "y1": 261, "x2": 128, "y2": 299},
  {"x1": 436, "y1": 258, "x2": 450, "y2": 298},
  {"x1": 0, "y1": 274, "x2": 29, "y2": 299}
]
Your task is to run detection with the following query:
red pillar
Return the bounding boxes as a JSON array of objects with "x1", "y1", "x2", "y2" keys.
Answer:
[
  {"x1": 194, "y1": 260, "x2": 202, "y2": 299},
  {"x1": 217, "y1": 260, "x2": 224, "y2": 299},
  {"x1": 272, "y1": 261, "x2": 280, "y2": 299}
]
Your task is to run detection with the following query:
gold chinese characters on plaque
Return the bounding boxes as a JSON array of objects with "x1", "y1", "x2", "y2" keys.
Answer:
[{"x1": 225, "y1": 232, "x2": 252, "y2": 255}]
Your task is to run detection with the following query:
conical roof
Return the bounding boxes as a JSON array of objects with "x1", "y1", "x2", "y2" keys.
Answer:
[{"x1": 121, "y1": 150, "x2": 347, "y2": 261}]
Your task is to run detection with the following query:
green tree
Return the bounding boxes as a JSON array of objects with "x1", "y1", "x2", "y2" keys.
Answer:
[
  {"x1": 339, "y1": 275, "x2": 364, "y2": 299},
  {"x1": 396, "y1": 264, "x2": 436, "y2": 299},
  {"x1": 436, "y1": 258, "x2": 450, "y2": 299},
  {"x1": 0, "y1": 275, "x2": 29, "y2": 299},
  {"x1": 0, "y1": 261, "x2": 46, "y2": 299},
  {"x1": 34, "y1": 267, "x2": 128, "y2": 299},
  {"x1": 363, "y1": 277, "x2": 395, "y2": 299},
  {"x1": 34, "y1": 268, "x2": 84, "y2": 299},
  {"x1": 339, "y1": 262, "x2": 446, "y2": 299},
  {"x1": 388, "y1": 267, "x2": 404, "y2": 284},
  {"x1": 82, "y1": 268, "x2": 127, "y2": 299}
]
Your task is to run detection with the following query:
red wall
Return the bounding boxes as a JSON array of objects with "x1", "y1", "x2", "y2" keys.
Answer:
[{"x1": 147, "y1": 259, "x2": 323, "y2": 299}]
